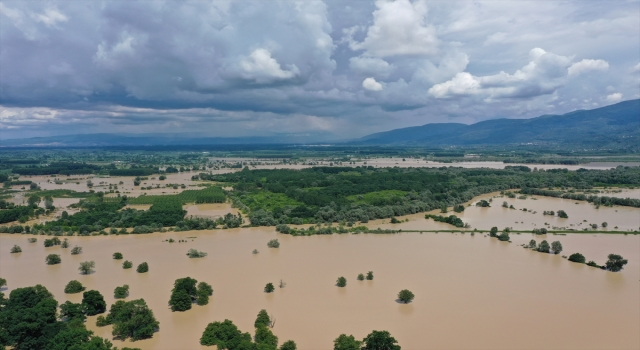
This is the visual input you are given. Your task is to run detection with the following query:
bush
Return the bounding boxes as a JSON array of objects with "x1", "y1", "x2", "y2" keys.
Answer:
[
  {"x1": 70, "y1": 246, "x2": 83, "y2": 255},
  {"x1": 200, "y1": 319, "x2": 252, "y2": 347},
  {"x1": 557, "y1": 210, "x2": 568, "y2": 218},
  {"x1": 64, "y1": 280, "x2": 85, "y2": 294},
  {"x1": 78, "y1": 261, "x2": 95, "y2": 275},
  {"x1": 113, "y1": 252, "x2": 123, "y2": 260},
  {"x1": 334, "y1": 334, "x2": 362, "y2": 350},
  {"x1": 527, "y1": 240, "x2": 537, "y2": 249},
  {"x1": 489, "y1": 227, "x2": 498, "y2": 237},
  {"x1": 169, "y1": 277, "x2": 208, "y2": 311},
  {"x1": 537, "y1": 240, "x2": 550, "y2": 253},
  {"x1": 255, "y1": 325, "x2": 278, "y2": 347},
  {"x1": 362, "y1": 330, "x2": 401, "y2": 350},
  {"x1": 196, "y1": 282, "x2": 213, "y2": 306},
  {"x1": 264, "y1": 283, "x2": 275, "y2": 293},
  {"x1": 137, "y1": 262, "x2": 149, "y2": 273},
  {"x1": 366, "y1": 271, "x2": 374, "y2": 280},
  {"x1": 169, "y1": 289, "x2": 192, "y2": 312},
  {"x1": 123, "y1": 260, "x2": 133, "y2": 269},
  {"x1": 550, "y1": 241, "x2": 563, "y2": 254},
  {"x1": 100, "y1": 299, "x2": 159, "y2": 341},
  {"x1": 587, "y1": 261, "x2": 600, "y2": 268},
  {"x1": 44, "y1": 237, "x2": 61, "y2": 247},
  {"x1": 336, "y1": 277, "x2": 346, "y2": 288},
  {"x1": 357, "y1": 273, "x2": 365, "y2": 281},
  {"x1": 280, "y1": 340, "x2": 297, "y2": 350},
  {"x1": 28, "y1": 238, "x2": 37, "y2": 243},
  {"x1": 61, "y1": 239, "x2": 69, "y2": 248},
  {"x1": 605, "y1": 254, "x2": 628, "y2": 272},
  {"x1": 255, "y1": 309, "x2": 271, "y2": 328},
  {"x1": 397, "y1": 289, "x2": 414, "y2": 303},
  {"x1": 267, "y1": 239, "x2": 280, "y2": 248},
  {"x1": 568, "y1": 253, "x2": 586, "y2": 263},
  {"x1": 497, "y1": 232, "x2": 510, "y2": 241},
  {"x1": 476, "y1": 200, "x2": 490, "y2": 207},
  {"x1": 46, "y1": 254, "x2": 61, "y2": 265},
  {"x1": 59, "y1": 301, "x2": 86, "y2": 322},
  {"x1": 114, "y1": 285, "x2": 130, "y2": 299},
  {"x1": 82, "y1": 290, "x2": 106, "y2": 316},
  {"x1": 187, "y1": 248, "x2": 207, "y2": 258},
  {"x1": 10, "y1": 244, "x2": 21, "y2": 253},
  {"x1": 0, "y1": 278, "x2": 6, "y2": 289}
]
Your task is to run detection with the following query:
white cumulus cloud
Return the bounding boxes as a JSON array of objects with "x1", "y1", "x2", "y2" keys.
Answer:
[
  {"x1": 567, "y1": 59, "x2": 609, "y2": 76},
  {"x1": 363, "y1": 77, "x2": 383, "y2": 91},
  {"x1": 237, "y1": 49, "x2": 299, "y2": 84},
  {"x1": 606, "y1": 93, "x2": 622, "y2": 102},
  {"x1": 349, "y1": 56, "x2": 395, "y2": 78}
]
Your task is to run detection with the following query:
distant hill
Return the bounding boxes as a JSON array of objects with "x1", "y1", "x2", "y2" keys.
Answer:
[{"x1": 356, "y1": 99, "x2": 640, "y2": 149}]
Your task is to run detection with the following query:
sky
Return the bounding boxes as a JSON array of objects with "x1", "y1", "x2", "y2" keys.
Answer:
[{"x1": 1, "y1": 0, "x2": 639, "y2": 140}]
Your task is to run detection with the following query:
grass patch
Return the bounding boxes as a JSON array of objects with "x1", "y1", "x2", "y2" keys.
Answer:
[
  {"x1": 33, "y1": 189, "x2": 93, "y2": 198},
  {"x1": 128, "y1": 186, "x2": 226, "y2": 205},
  {"x1": 346, "y1": 190, "x2": 407, "y2": 205},
  {"x1": 240, "y1": 190, "x2": 302, "y2": 211}
]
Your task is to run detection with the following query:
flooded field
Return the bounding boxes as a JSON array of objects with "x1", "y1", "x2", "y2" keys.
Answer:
[{"x1": 1, "y1": 222, "x2": 638, "y2": 349}]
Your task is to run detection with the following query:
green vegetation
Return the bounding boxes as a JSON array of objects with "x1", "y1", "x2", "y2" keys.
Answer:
[
  {"x1": 334, "y1": 334, "x2": 363, "y2": 350},
  {"x1": 71, "y1": 246, "x2": 83, "y2": 255},
  {"x1": 254, "y1": 309, "x2": 271, "y2": 328},
  {"x1": 397, "y1": 289, "x2": 414, "y2": 303},
  {"x1": 497, "y1": 232, "x2": 510, "y2": 241},
  {"x1": 336, "y1": 277, "x2": 347, "y2": 288},
  {"x1": 605, "y1": 254, "x2": 628, "y2": 272},
  {"x1": 10, "y1": 244, "x2": 21, "y2": 253},
  {"x1": 127, "y1": 185, "x2": 225, "y2": 205},
  {"x1": 114, "y1": 285, "x2": 130, "y2": 299},
  {"x1": 264, "y1": 283, "x2": 275, "y2": 293},
  {"x1": 64, "y1": 280, "x2": 86, "y2": 294},
  {"x1": 60, "y1": 239, "x2": 69, "y2": 248},
  {"x1": 79, "y1": 261, "x2": 95, "y2": 275},
  {"x1": 357, "y1": 273, "x2": 365, "y2": 281},
  {"x1": 82, "y1": 290, "x2": 106, "y2": 316},
  {"x1": 0, "y1": 278, "x2": 6, "y2": 289},
  {"x1": 187, "y1": 248, "x2": 208, "y2": 258},
  {"x1": 550, "y1": 241, "x2": 563, "y2": 254},
  {"x1": 568, "y1": 253, "x2": 586, "y2": 263},
  {"x1": 267, "y1": 239, "x2": 280, "y2": 248},
  {"x1": 361, "y1": 330, "x2": 401, "y2": 350},
  {"x1": 537, "y1": 240, "x2": 550, "y2": 253},
  {"x1": 137, "y1": 262, "x2": 149, "y2": 273},
  {"x1": 44, "y1": 237, "x2": 61, "y2": 247},
  {"x1": 366, "y1": 271, "x2": 374, "y2": 280},
  {"x1": 168, "y1": 277, "x2": 212, "y2": 311},
  {"x1": 425, "y1": 214, "x2": 464, "y2": 228},
  {"x1": 557, "y1": 210, "x2": 569, "y2": 218},
  {"x1": 46, "y1": 254, "x2": 61, "y2": 265},
  {"x1": 123, "y1": 260, "x2": 133, "y2": 269},
  {"x1": 196, "y1": 282, "x2": 213, "y2": 306},
  {"x1": 200, "y1": 319, "x2": 253, "y2": 348},
  {"x1": 97, "y1": 298, "x2": 159, "y2": 341},
  {"x1": 113, "y1": 252, "x2": 123, "y2": 260}
]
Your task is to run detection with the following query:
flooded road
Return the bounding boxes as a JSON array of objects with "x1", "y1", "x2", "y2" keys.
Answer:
[{"x1": 1, "y1": 227, "x2": 638, "y2": 349}]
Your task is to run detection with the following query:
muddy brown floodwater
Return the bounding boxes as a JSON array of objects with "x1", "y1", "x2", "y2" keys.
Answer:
[{"x1": 1, "y1": 225, "x2": 638, "y2": 349}]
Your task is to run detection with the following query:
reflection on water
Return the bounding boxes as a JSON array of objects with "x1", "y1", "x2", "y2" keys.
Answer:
[{"x1": 1, "y1": 227, "x2": 638, "y2": 349}]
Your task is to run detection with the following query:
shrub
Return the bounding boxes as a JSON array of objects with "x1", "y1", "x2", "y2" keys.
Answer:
[
  {"x1": 255, "y1": 325, "x2": 278, "y2": 347},
  {"x1": 537, "y1": 240, "x2": 550, "y2": 253},
  {"x1": 453, "y1": 205, "x2": 465, "y2": 213},
  {"x1": 46, "y1": 254, "x2": 61, "y2": 265},
  {"x1": 557, "y1": 210, "x2": 568, "y2": 218},
  {"x1": 264, "y1": 283, "x2": 275, "y2": 293},
  {"x1": 169, "y1": 277, "x2": 203, "y2": 311},
  {"x1": 114, "y1": 285, "x2": 130, "y2": 299},
  {"x1": 169, "y1": 289, "x2": 192, "y2": 312},
  {"x1": 82, "y1": 290, "x2": 106, "y2": 316},
  {"x1": 78, "y1": 261, "x2": 95, "y2": 275},
  {"x1": 64, "y1": 280, "x2": 85, "y2": 294},
  {"x1": 476, "y1": 199, "x2": 490, "y2": 207},
  {"x1": 334, "y1": 334, "x2": 362, "y2": 350},
  {"x1": 605, "y1": 254, "x2": 628, "y2": 272},
  {"x1": 254, "y1": 309, "x2": 271, "y2": 328},
  {"x1": 357, "y1": 273, "x2": 365, "y2": 281},
  {"x1": 44, "y1": 237, "x2": 61, "y2": 247},
  {"x1": 101, "y1": 299, "x2": 159, "y2": 341},
  {"x1": 60, "y1": 239, "x2": 69, "y2": 248},
  {"x1": 123, "y1": 260, "x2": 133, "y2": 269},
  {"x1": 587, "y1": 261, "x2": 600, "y2": 268},
  {"x1": 187, "y1": 248, "x2": 207, "y2": 258},
  {"x1": 70, "y1": 246, "x2": 83, "y2": 255},
  {"x1": 200, "y1": 319, "x2": 252, "y2": 347},
  {"x1": 366, "y1": 271, "x2": 374, "y2": 280},
  {"x1": 497, "y1": 232, "x2": 510, "y2": 241},
  {"x1": 113, "y1": 252, "x2": 123, "y2": 260},
  {"x1": 28, "y1": 238, "x2": 37, "y2": 243},
  {"x1": 0, "y1": 278, "x2": 6, "y2": 289},
  {"x1": 280, "y1": 340, "x2": 297, "y2": 350},
  {"x1": 137, "y1": 262, "x2": 149, "y2": 273},
  {"x1": 336, "y1": 277, "x2": 346, "y2": 288},
  {"x1": 196, "y1": 282, "x2": 213, "y2": 306},
  {"x1": 527, "y1": 240, "x2": 537, "y2": 249},
  {"x1": 550, "y1": 241, "x2": 563, "y2": 254},
  {"x1": 362, "y1": 330, "x2": 401, "y2": 350},
  {"x1": 397, "y1": 289, "x2": 414, "y2": 303},
  {"x1": 59, "y1": 301, "x2": 86, "y2": 322},
  {"x1": 489, "y1": 227, "x2": 498, "y2": 237},
  {"x1": 10, "y1": 245, "x2": 21, "y2": 253},
  {"x1": 568, "y1": 253, "x2": 586, "y2": 263},
  {"x1": 267, "y1": 239, "x2": 280, "y2": 248},
  {"x1": 252, "y1": 249, "x2": 259, "y2": 254}
]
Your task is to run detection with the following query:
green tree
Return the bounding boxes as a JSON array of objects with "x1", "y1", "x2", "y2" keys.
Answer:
[
  {"x1": 255, "y1": 325, "x2": 278, "y2": 347},
  {"x1": 82, "y1": 290, "x2": 106, "y2": 316},
  {"x1": 568, "y1": 253, "x2": 586, "y2": 263},
  {"x1": 46, "y1": 318, "x2": 114, "y2": 350},
  {"x1": 61, "y1": 239, "x2": 69, "y2": 248},
  {"x1": 602, "y1": 222, "x2": 608, "y2": 228},
  {"x1": 366, "y1": 271, "x2": 374, "y2": 280},
  {"x1": 28, "y1": 195, "x2": 41, "y2": 207},
  {"x1": 136, "y1": 262, "x2": 149, "y2": 273},
  {"x1": 169, "y1": 289, "x2": 192, "y2": 312},
  {"x1": 0, "y1": 285, "x2": 58, "y2": 349},
  {"x1": 497, "y1": 232, "x2": 510, "y2": 241},
  {"x1": 397, "y1": 289, "x2": 414, "y2": 303},
  {"x1": 123, "y1": 260, "x2": 133, "y2": 269},
  {"x1": 528, "y1": 240, "x2": 537, "y2": 249},
  {"x1": 200, "y1": 319, "x2": 252, "y2": 347},
  {"x1": 605, "y1": 254, "x2": 628, "y2": 272},
  {"x1": 362, "y1": 330, "x2": 401, "y2": 350},
  {"x1": 264, "y1": 283, "x2": 275, "y2": 293},
  {"x1": 336, "y1": 277, "x2": 346, "y2": 287},
  {"x1": 280, "y1": 340, "x2": 297, "y2": 350},
  {"x1": 357, "y1": 273, "x2": 365, "y2": 281},
  {"x1": 0, "y1": 277, "x2": 6, "y2": 288},
  {"x1": 10, "y1": 244, "x2": 22, "y2": 253},
  {"x1": 333, "y1": 334, "x2": 362, "y2": 350},
  {"x1": 114, "y1": 285, "x2": 130, "y2": 299},
  {"x1": 537, "y1": 240, "x2": 550, "y2": 253},
  {"x1": 550, "y1": 241, "x2": 563, "y2": 254},
  {"x1": 46, "y1": 254, "x2": 61, "y2": 265},
  {"x1": 196, "y1": 282, "x2": 213, "y2": 306},
  {"x1": 101, "y1": 299, "x2": 159, "y2": 341},
  {"x1": 113, "y1": 252, "x2": 123, "y2": 260},
  {"x1": 254, "y1": 309, "x2": 271, "y2": 328},
  {"x1": 489, "y1": 227, "x2": 498, "y2": 237},
  {"x1": 64, "y1": 280, "x2": 85, "y2": 294},
  {"x1": 70, "y1": 246, "x2": 83, "y2": 255},
  {"x1": 267, "y1": 239, "x2": 280, "y2": 248},
  {"x1": 59, "y1": 301, "x2": 86, "y2": 322},
  {"x1": 78, "y1": 261, "x2": 95, "y2": 275},
  {"x1": 557, "y1": 210, "x2": 568, "y2": 218}
]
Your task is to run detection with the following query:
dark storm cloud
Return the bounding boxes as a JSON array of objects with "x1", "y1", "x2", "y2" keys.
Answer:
[{"x1": 1, "y1": 0, "x2": 638, "y2": 139}]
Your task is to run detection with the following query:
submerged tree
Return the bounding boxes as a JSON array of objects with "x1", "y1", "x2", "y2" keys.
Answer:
[
  {"x1": 557, "y1": 210, "x2": 568, "y2": 218},
  {"x1": 336, "y1": 277, "x2": 347, "y2": 288},
  {"x1": 78, "y1": 261, "x2": 95, "y2": 275},
  {"x1": 264, "y1": 283, "x2": 275, "y2": 293},
  {"x1": 334, "y1": 334, "x2": 362, "y2": 350},
  {"x1": 550, "y1": 241, "x2": 563, "y2": 254},
  {"x1": 64, "y1": 280, "x2": 86, "y2": 294},
  {"x1": 46, "y1": 254, "x2": 61, "y2": 265},
  {"x1": 200, "y1": 319, "x2": 252, "y2": 347},
  {"x1": 527, "y1": 240, "x2": 537, "y2": 249},
  {"x1": 169, "y1": 277, "x2": 197, "y2": 312},
  {"x1": 357, "y1": 273, "x2": 365, "y2": 281},
  {"x1": 113, "y1": 252, "x2": 123, "y2": 260},
  {"x1": 186, "y1": 248, "x2": 207, "y2": 258},
  {"x1": 361, "y1": 330, "x2": 401, "y2": 350},
  {"x1": 397, "y1": 289, "x2": 414, "y2": 303},
  {"x1": 98, "y1": 298, "x2": 159, "y2": 341},
  {"x1": 122, "y1": 260, "x2": 133, "y2": 269},
  {"x1": 82, "y1": 290, "x2": 106, "y2": 316},
  {"x1": 196, "y1": 281, "x2": 213, "y2": 306},
  {"x1": 137, "y1": 262, "x2": 149, "y2": 273},
  {"x1": 10, "y1": 244, "x2": 22, "y2": 253},
  {"x1": 568, "y1": 253, "x2": 586, "y2": 263},
  {"x1": 537, "y1": 240, "x2": 550, "y2": 253},
  {"x1": 114, "y1": 285, "x2": 130, "y2": 299},
  {"x1": 71, "y1": 246, "x2": 83, "y2": 255},
  {"x1": 605, "y1": 254, "x2": 628, "y2": 272},
  {"x1": 267, "y1": 239, "x2": 280, "y2": 248},
  {"x1": 254, "y1": 309, "x2": 271, "y2": 328},
  {"x1": 366, "y1": 271, "x2": 374, "y2": 280}
]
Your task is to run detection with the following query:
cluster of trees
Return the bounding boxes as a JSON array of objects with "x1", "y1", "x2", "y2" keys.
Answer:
[
  {"x1": 12, "y1": 162, "x2": 102, "y2": 175},
  {"x1": 520, "y1": 188, "x2": 640, "y2": 208},
  {"x1": 425, "y1": 214, "x2": 465, "y2": 228},
  {"x1": 96, "y1": 298, "x2": 159, "y2": 341},
  {"x1": 333, "y1": 330, "x2": 401, "y2": 350},
  {"x1": 200, "y1": 311, "x2": 298, "y2": 349},
  {"x1": 207, "y1": 165, "x2": 640, "y2": 226},
  {"x1": 0, "y1": 285, "x2": 123, "y2": 349},
  {"x1": 275, "y1": 224, "x2": 369, "y2": 236},
  {"x1": 168, "y1": 277, "x2": 214, "y2": 311},
  {"x1": 567, "y1": 253, "x2": 627, "y2": 271},
  {"x1": 526, "y1": 240, "x2": 562, "y2": 254}
]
